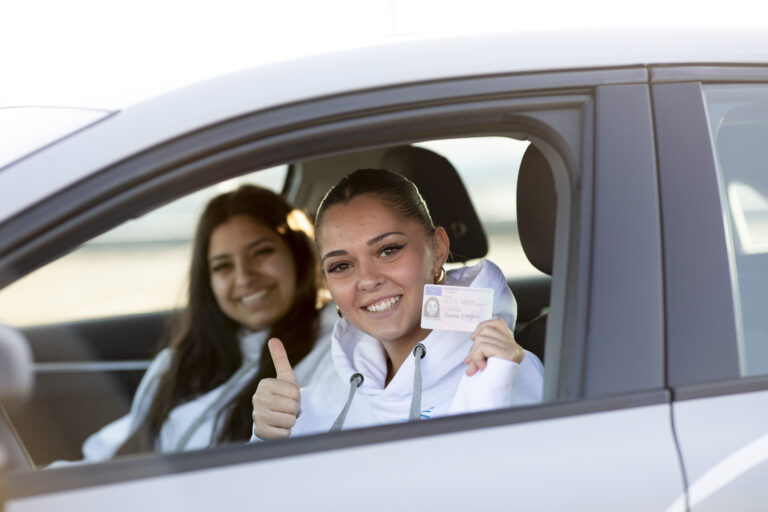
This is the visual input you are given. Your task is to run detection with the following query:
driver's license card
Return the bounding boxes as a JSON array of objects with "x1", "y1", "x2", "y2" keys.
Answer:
[{"x1": 420, "y1": 284, "x2": 494, "y2": 332}]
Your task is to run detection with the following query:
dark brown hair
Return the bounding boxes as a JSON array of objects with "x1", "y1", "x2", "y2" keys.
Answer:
[
  {"x1": 315, "y1": 169, "x2": 435, "y2": 242},
  {"x1": 118, "y1": 185, "x2": 322, "y2": 453}
]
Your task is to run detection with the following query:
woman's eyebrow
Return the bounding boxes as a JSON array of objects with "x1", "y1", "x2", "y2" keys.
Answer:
[
  {"x1": 245, "y1": 238, "x2": 271, "y2": 251},
  {"x1": 321, "y1": 249, "x2": 348, "y2": 262},
  {"x1": 209, "y1": 238, "x2": 270, "y2": 262},
  {"x1": 366, "y1": 231, "x2": 405, "y2": 246},
  {"x1": 321, "y1": 232, "x2": 405, "y2": 262}
]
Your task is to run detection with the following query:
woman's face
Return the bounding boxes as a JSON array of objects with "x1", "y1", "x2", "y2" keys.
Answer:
[
  {"x1": 208, "y1": 214, "x2": 297, "y2": 331},
  {"x1": 318, "y1": 194, "x2": 448, "y2": 347},
  {"x1": 425, "y1": 299, "x2": 439, "y2": 316}
]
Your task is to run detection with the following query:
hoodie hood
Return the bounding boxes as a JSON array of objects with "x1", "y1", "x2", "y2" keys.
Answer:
[{"x1": 330, "y1": 259, "x2": 517, "y2": 402}]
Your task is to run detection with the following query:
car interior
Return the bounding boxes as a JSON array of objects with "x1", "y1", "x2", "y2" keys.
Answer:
[{"x1": 0, "y1": 135, "x2": 555, "y2": 469}]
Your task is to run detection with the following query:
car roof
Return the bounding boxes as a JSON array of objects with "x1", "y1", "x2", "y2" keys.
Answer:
[{"x1": 2, "y1": 26, "x2": 768, "y2": 223}]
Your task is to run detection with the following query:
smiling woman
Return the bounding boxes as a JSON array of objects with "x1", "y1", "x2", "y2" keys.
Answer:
[
  {"x1": 51, "y1": 185, "x2": 337, "y2": 463},
  {"x1": 251, "y1": 169, "x2": 543, "y2": 440},
  {"x1": 207, "y1": 215, "x2": 298, "y2": 332}
]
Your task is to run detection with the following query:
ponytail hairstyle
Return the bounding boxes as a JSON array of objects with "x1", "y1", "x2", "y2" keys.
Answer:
[
  {"x1": 118, "y1": 185, "x2": 323, "y2": 454},
  {"x1": 315, "y1": 169, "x2": 436, "y2": 243}
]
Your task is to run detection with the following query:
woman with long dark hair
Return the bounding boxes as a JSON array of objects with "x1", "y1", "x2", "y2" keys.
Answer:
[{"x1": 77, "y1": 184, "x2": 333, "y2": 459}]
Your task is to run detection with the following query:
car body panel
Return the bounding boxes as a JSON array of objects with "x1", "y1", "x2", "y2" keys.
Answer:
[
  {"x1": 0, "y1": 107, "x2": 113, "y2": 170},
  {"x1": 7, "y1": 400, "x2": 682, "y2": 512},
  {"x1": 671, "y1": 388, "x2": 768, "y2": 511},
  {"x1": 2, "y1": 27, "x2": 768, "y2": 223}
]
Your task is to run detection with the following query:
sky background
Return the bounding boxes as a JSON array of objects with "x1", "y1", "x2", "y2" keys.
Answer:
[{"x1": 3, "y1": 0, "x2": 768, "y2": 110}]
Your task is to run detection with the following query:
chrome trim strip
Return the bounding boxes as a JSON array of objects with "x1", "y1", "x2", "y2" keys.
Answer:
[{"x1": 33, "y1": 361, "x2": 150, "y2": 373}]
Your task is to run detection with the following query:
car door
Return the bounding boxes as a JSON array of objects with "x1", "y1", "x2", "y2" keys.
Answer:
[
  {"x1": 653, "y1": 67, "x2": 768, "y2": 511},
  {"x1": 3, "y1": 66, "x2": 682, "y2": 511}
]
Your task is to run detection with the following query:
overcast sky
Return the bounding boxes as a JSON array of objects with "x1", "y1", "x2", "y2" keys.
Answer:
[{"x1": 2, "y1": 0, "x2": 767, "y2": 109}]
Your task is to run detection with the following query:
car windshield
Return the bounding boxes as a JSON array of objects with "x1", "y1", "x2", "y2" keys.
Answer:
[{"x1": 0, "y1": 107, "x2": 112, "y2": 170}]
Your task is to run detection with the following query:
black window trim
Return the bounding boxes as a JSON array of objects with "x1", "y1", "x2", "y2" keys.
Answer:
[{"x1": 652, "y1": 80, "x2": 742, "y2": 388}]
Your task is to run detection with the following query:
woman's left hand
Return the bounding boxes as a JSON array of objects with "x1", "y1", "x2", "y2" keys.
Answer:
[{"x1": 464, "y1": 318, "x2": 525, "y2": 376}]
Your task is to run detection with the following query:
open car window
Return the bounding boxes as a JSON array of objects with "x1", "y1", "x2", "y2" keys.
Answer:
[
  {"x1": 0, "y1": 166, "x2": 287, "y2": 327},
  {"x1": 0, "y1": 136, "x2": 552, "y2": 470}
]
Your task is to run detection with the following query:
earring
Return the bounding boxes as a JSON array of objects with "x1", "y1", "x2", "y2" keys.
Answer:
[
  {"x1": 336, "y1": 305, "x2": 343, "y2": 318},
  {"x1": 433, "y1": 266, "x2": 446, "y2": 284}
]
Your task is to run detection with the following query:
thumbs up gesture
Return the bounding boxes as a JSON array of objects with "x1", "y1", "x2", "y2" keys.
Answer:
[{"x1": 252, "y1": 338, "x2": 301, "y2": 440}]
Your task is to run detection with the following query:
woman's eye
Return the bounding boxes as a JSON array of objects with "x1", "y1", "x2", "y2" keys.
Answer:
[
  {"x1": 250, "y1": 246, "x2": 275, "y2": 258},
  {"x1": 379, "y1": 244, "x2": 405, "y2": 257},
  {"x1": 326, "y1": 262, "x2": 350, "y2": 274},
  {"x1": 210, "y1": 262, "x2": 232, "y2": 273}
]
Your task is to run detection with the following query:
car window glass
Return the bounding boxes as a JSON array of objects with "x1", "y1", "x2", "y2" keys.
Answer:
[
  {"x1": 0, "y1": 165, "x2": 287, "y2": 327},
  {"x1": 704, "y1": 84, "x2": 768, "y2": 376}
]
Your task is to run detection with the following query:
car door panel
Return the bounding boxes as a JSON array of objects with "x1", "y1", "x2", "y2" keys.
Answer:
[
  {"x1": 0, "y1": 67, "x2": 681, "y2": 509},
  {"x1": 671, "y1": 387, "x2": 768, "y2": 512},
  {"x1": 7, "y1": 397, "x2": 683, "y2": 511}
]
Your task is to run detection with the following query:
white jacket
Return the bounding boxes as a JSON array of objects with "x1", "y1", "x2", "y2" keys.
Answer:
[
  {"x1": 63, "y1": 305, "x2": 335, "y2": 464},
  {"x1": 286, "y1": 259, "x2": 544, "y2": 438}
]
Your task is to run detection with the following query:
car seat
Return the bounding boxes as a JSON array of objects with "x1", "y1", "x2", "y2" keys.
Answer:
[
  {"x1": 514, "y1": 144, "x2": 557, "y2": 362},
  {"x1": 381, "y1": 145, "x2": 488, "y2": 263}
]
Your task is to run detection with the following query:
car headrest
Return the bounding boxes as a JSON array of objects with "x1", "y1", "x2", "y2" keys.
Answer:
[
  {"x1": 516, "y1": 144, "x2": 556, "y2": 275},
  {"x1": 382, "y1": 145, "x2": 488, "y2": 263}
]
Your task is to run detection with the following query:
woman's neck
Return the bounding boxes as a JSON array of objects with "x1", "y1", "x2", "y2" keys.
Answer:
[{"x1": 382, "y1": 327, "x2": 431, "y2": 386}]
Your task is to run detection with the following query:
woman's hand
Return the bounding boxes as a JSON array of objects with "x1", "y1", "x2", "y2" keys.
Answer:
[
  {"x1": 252, "y1": 338, "x2": 301, "y2": 439},
  {"x1": 464, "y1": 318, "x2": 525, "y2": 376}
]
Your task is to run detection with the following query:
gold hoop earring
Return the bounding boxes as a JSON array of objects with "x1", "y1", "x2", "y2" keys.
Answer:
[
  {"x1": 433, "y1": 266, "x2": 446, "y2": 284},
  {"x1": 336, "y1": 305, "x2": 343, "y2": 318}
]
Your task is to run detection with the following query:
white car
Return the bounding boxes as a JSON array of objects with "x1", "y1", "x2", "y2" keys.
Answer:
[{"x1": 2, "y1": 26, "x2": 768, "y2": 511}]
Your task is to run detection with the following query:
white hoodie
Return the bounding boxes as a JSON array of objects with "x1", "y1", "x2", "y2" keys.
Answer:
[
  {"x1": 51, "y1": 305, "x2": 336, "y2": 466},
  {"x1": 286, "y1": 260, "x2": 543, "y2": 437}
]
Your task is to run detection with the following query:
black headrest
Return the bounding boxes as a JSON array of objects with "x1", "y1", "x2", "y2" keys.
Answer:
[
  {"x1": 382, "y1": 146, "x2": 487, "y2": 263},
  {"x1": 516, "y1": 144, "x2": 556, "y2": 275}
]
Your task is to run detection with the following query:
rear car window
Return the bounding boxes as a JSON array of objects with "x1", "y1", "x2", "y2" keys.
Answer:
[{"x1": 705, "y1": 84, "x2": 768, "y2": 377}]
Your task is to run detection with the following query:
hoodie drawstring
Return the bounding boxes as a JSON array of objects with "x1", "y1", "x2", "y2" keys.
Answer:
[
  {"x1": 409, "y1": 343, "x2": 426, "y2": 421},
  {"x1": 329, "y1": 373, "x2": 364, "y2": 432},
  {"x1": 330, "y1": 343, "x2": 427, "y2": 432}
]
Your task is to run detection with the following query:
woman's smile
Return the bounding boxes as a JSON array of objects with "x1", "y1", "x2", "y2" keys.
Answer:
[
  {"x1": 362, "y1": 294, "x2": 402, "y2": 313},
  {"x1": 238, "y1": 287, "x2": 271, "y2": 306}
]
